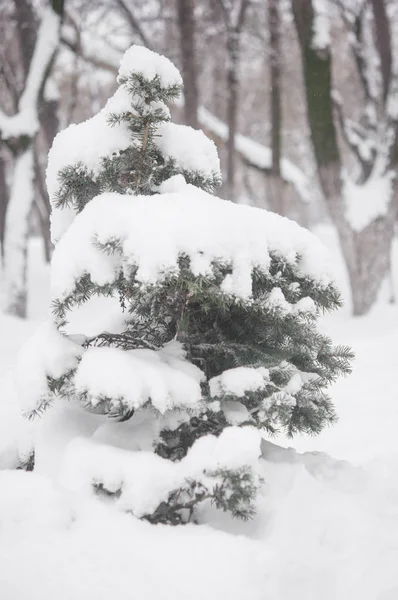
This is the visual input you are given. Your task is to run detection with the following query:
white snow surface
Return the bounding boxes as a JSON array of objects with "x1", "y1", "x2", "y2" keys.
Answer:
[
  {"x1": 2, "y1": 234, "x2": 398, "y2": 598},
  {"x1": 59, "y1": 427, "x2": 261, "y2": 517},
  {"x1": 155, "y1": 122, "x2": 221, "y2": 180},
  {"x1": 117, "y1": 44, "x2": 183, "y2": 88},
  {"x1": 344, "y1": 171, "x2": 393, "y2": 231},
  {"x1": 51, "y1": 186, "x2": 331, "y2": 308},
  {"x1": 312, "y1": 0, "x2": 330, "y2": 50},
  {"x1": 210, "y1": 366, "x2": 270, "y2": 398},
  {"x1": 74, "y1": 346, "x2": 204, "y2": 413}
]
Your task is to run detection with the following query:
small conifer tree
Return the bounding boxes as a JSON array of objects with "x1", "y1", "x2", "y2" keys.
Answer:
[{"x1": 20, "y1": 46, "x2": 353, "y2": 525}]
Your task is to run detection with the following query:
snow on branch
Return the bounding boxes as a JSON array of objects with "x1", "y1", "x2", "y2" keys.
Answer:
[
  {"x1": 50, "y1": 186, "x2": 331, "y2": 315},
  {"x1": 0, "y1": 5, "x2": 62, "y2": 140}
]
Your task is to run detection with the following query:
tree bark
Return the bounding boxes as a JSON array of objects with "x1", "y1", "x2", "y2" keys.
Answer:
[
  {"x1": 217, "y1": 0, "x2": 250, "y2": 200},
  {"x1": 3, "y1": 148, "x2": 34, "y2": 318},
  {"x1": 267, "y1": 0, "x2": 285, "y2": 215},
  {"x1": 371, "y1": 0, "x2": 392, "y2": 104},
  {"x1": 176, "y1": 0, "x2": 199, "y2": 128},
  {"x1": 0, "y1": 153, "x2": 8, "y2": 263},
  {"x1": 14, "y1": 0, "x2": 37, "y2": 78},
  {"x1": 292, "y1": 0, "x2": 397, "y2": 316},
  {"x1": 225, "y1": 28, "x2": 239, "y2": 200},
  {"x1": 1, "y1": 0, "x2": 65, "y2": 317}
]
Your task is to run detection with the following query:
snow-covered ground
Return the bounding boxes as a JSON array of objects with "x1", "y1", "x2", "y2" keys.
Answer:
[{"x1": 0, "y1": 232, "x2": 398, "y2": 600}]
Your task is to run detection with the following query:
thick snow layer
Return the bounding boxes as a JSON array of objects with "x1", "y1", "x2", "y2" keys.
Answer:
[
  {"x1": 59, "y1": 427, "x2": 261, "y2": 517},
  {"x1": 198, "y1": 106, "x2": 311, "y2": 203},
  {"x1": 0, "y1": 470, "x2": 267, "y2": 600},
  {"x1": 312, "y1": 0, "x2": 330, "y2": 50},
  {"x1": 210, "y1": 366, "x2": 270, "y2": 397},
  {"x1": 51, "y1": 187, "x2": 331, "y2": 307},
  {"x1": 344, "y1": 171, "x2": 392, "y2": 231},
  {"x1": 117, "y1": 45, "x2": 182, "y2": 88},
  {"x1": 155, "y1": 122, "x2": 221, "y2": 180},
  {"x1": 74, "y1": 346, "x2": 204, "y2": 413}
]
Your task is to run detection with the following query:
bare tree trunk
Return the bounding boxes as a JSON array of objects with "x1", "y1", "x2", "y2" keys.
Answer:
[
  {"x1": 217, "y1": 0, "x2": 250, "y2": 201},
  {"x1": 371, "y1": 0, "x2": 392, "y2": 105},
  {"x1": 292, "y1": 0, "x2": 397, "y2": 316},
  {"x1": 4, "y1": 148, "x2": 34, "y2": 318},
  {"x1": 14, "y1": 0, "x2": 37, "y2": 77},
  {"x1": 34, "y1": 147, "x2": 52, "y2": 263},
  {"x1": 225, "y1": 28, "x2": 239, "y2": 200},
  {"x1": 0, "y1": 153, "x2": 8, "y2": 263},
  {"x1": 1, "y1": 0, "x2": 65, "y2": 317},
  {"x1": 267, "y1": 0, "x2": 285, "y2": 215},
  {"x1": 176, "y1": 0, "x2": 199, "y2": 128},
  {"x1": 37, "y1": 93, "x2": 60, "y2": 262}
]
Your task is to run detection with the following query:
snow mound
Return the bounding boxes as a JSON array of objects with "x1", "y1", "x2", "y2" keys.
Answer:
[
  {"x1": 51, "y1": 186, "x2": 331, "y2": 308},
  {"x1": 59, "y1": 427, "x2": 261, "y2": 517},
  {"x1": 210, "y1": 366, "x2": 270, "y2": 397},
  {"x1": 0, "y1": 471, "x2": 266, "y2": 600},
  {"x1": 117, "y1": 44, "x2": 183, "y2": 88}
]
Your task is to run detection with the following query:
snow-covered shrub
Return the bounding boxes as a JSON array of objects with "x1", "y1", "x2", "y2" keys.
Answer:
[{"x1": 18, "y1": 45, "x2": 352, "y2": 525}]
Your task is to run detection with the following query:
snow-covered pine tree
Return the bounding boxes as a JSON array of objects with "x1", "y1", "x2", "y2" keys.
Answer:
[{"x1": 17, "y1": 46, "x2": 353, "y2": 525}]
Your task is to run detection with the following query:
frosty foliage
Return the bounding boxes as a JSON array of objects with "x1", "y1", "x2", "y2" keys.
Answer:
[
  {"x1": 47, "y1": 46, "x2": 221, "y2": 242},
  {"x1": 16, "y1": 45, "x2": 352, "y2": 526}
]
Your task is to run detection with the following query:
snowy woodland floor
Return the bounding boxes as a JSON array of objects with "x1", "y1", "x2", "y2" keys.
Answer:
[{"x1": 1, "y1": 229, "x2": 398, "y2": 600}]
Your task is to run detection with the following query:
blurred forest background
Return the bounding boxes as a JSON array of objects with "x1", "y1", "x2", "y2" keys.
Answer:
[{"x1": 0, "y1": 0, "x2": 397, "y2": 319}]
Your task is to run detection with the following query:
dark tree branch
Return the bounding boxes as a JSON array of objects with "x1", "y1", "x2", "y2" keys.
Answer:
[
  {"x1": 114, "y1": 0, "x2": 152, "y2": 48},
  {"x1": 13, "y1": 0, "x2": 38, "y2": 79},
  {"x1": 371, "y1": 0, "x2": 392, "y2": 105},
  {"x1": 176, "y1": 0, "x2": 199, "y2": 128}
]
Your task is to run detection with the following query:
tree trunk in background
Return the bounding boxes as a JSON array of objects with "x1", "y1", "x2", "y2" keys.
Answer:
[
  {"x1": 0, "y1": 154, "x2": 8, "y2": 263},
  {"x1": 225, "y1": 28, "x2": 239, "y2": 200},
  {"x1": 267, "y1": 0, "x2": 285, "y2": 215},
  {"x1": 14, "y1": 0, "x2": 37, "y2": 78},
  {"x1": 4, "y1": 148, "x2": 34, "y2": 318},
  {"x1": 292, "y1": 0, "x2": 397, "y2": 316},
  {"x1": 176, "y1": 0, "x2": 199, "y2": 128},
  {"x1": 217, "y1": 0, "x2": 250, "y2": 201},
  {"x1": 37, "y1": 94, "x2": 60, "y2": 262},
  {"x1": 2, "y1": 0, "x2": 65, "y2": 317},
  {"x1": 371, "y1": 0, "x2": 391, "y2": 104}
]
